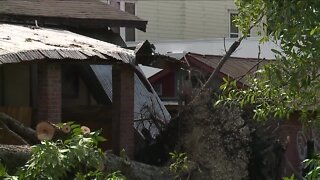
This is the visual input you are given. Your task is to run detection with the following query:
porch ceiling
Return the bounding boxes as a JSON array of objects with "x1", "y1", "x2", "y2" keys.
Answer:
[{"x1": 0, "y1": 24, "x2": 135, "y2": 65}]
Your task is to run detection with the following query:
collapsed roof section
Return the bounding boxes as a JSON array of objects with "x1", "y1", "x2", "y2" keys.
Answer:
[{"x1": 90, "y1": 65, "x2": 171, "y2": 138}]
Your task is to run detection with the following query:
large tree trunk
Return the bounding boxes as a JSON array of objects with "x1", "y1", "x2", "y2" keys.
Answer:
[
  {"x1": 0, "y1": 144, "x2": 175, "y2": 180},
  {"x1": 104, "y1": 153, "x2": 174, "y2": 180},
  {"x1": 0, "y1": 145, "x2": 31, "y2": 174}
]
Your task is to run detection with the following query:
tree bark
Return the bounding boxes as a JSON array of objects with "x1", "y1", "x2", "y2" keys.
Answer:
[
  {"x1": 104, "y1": 153, "x2": 174, "y2": 180},
  {"x1": 0, "y1": 113, "x2": 38, "y2": 145},
  {"x1": 0, "y1": 145, "x2": 31, "y2": 174}
]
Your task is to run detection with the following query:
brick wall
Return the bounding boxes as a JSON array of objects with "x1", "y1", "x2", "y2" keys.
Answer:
[
  {"x1": 112, "y1": 64, "x2": 135, "y2": 159},
  {"x1": 37, "y1": 63, "x2": 62, "y2": 124}
]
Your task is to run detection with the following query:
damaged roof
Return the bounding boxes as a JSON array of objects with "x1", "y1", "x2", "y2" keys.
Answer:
[
  {"x1": 0, "y1": 23, "x2": 135, "y2": 64},
  {"x1": 0, "y1": 0, "x2": 147, "y2": 31},
  {"x1": 90, "y1": 65, "x2": 171, "y2": 138}
]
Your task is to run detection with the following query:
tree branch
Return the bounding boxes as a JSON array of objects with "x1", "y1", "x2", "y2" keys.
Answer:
[
  {"x1": 0, "y1": 113, "x2": 38, "y2": 145},
  {"x1": 202, "y1": 14, "x2": 265, "y2": 90}
]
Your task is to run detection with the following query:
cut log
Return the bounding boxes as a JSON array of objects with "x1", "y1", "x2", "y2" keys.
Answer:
[
  {"x1": 0, "y1": 144, "x2": 174, "y2": 180},
  {"x1": 80, "y1": 126, "x2": 91, "y2": 135},
  {"x1": 0, "y1": 113, "x2": 38, "y2": 145},
  {"x1": 36, "y1": 121, "x2": 72, "y2": 141},
  {"x1": 36, "y1": 121, "x2": 56, "y2": 141}
]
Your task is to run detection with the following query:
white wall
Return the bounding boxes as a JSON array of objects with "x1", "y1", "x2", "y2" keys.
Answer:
[{"x1": 136, "y1": 1, "x2": 258, "y2": 41}]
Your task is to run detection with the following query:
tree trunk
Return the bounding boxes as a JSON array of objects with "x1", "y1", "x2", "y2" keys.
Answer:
[
  {"x1": 0, "y1": 113, "x2": 38, "y2": 145},
  {"x1": 104, "y1": 153, "x2": 174, "y2": 180},
  {"x1": 0, "y1": 145, "x2": 31, "y2": 174}
]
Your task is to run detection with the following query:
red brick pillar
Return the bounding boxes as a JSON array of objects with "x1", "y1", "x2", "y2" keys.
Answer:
[
  {"x1": 37, "y1": 63, "x2": 62, "y2": 124},
  {"x1": 112, "y1": 64, "x2": 135, "y2": 159}
]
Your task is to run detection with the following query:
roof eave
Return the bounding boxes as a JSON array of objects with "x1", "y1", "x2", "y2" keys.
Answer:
[{"x1": 0, "y1": 14, "x2": 147, "y2": 32}]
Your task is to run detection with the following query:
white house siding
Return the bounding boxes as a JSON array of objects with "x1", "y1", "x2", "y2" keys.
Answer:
[{"x1": 136, "y1": 1, "x2": 239, "y2": 41}]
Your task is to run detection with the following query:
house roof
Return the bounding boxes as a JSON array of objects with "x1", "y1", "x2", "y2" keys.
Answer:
[
  {"x1": 148, "y1": 69, "x2": 173, "y2": 83},
  {"x1": 183, "y1": 52, "x2": 269, "y2": 84},
  {"x1": 0, "y1": 24, "x2": 135, "y2": 65},
  {"x1": 0, "y1": 0, "x2": 147, "y2": 31}
]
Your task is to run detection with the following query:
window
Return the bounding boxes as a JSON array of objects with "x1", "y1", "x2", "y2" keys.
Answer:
[
  {"x1": 229, "y1": 11, "x2": 252, "y2": 38},
  {"x1": 108, "y1": 0, "x2": 136, "y2": 42},
  {"x1": 229, "y1": 12, "x2": 239, "y2": 38}
]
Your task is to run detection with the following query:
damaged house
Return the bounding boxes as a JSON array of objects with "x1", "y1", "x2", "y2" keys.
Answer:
[
  {"x1": 0, "y1": 0, "x2": 171, "y2": 159},
  {"x1": 149, "y1": 51, "x2": 320, "y2": 177}
]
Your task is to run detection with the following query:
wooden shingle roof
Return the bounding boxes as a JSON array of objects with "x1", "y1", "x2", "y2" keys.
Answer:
[
  {"x1": 0, "y1": 0, "x2": 147, "y2": 31},
  {"x1": 0, "y1": 24, "x2": 135, "y2": 64}
]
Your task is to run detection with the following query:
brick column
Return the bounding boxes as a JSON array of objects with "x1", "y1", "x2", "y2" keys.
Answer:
[
  {"x1": 112, "y1": 64, "x2": 135, "y2": 159},
  {"x1": 37, "y1": 63, "x2": 61, "y2": 124}
]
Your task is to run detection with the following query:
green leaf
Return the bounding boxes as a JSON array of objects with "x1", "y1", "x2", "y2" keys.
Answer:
[
  {"x1": 96, "y1": 136, "x2": 107, "y2": 142},
  {"x1": 310, "y1": 28, "x2": 316, "y2": 36}
]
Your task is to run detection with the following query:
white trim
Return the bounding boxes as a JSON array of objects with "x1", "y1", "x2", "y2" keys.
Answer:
[{"x1": 134, "y1": 2, "x2": 138, "y2": 42}]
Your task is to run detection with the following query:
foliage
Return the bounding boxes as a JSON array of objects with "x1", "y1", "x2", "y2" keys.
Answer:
[
  {"x1": 283, "y1": 174, "x2": 295, "y2": 180},
  {"x1": 218, "y1": 0, "x2": 320, "y2": 122},
  {"x1": 169, "y1": 151, "x2": 188, "y2": 179},
  {"x1": 303, "y1": 157, "x2": 320, "y2": 180},
  {"x1": 105, "y1": 171, "x2": 127, "y2": 180},
  {"x1": 217, "y1": 0, "x2": 320, "y2": 179},
  {"x1": 0, "y1": 163, "x2": 17, "y2": 180},
  {"x1": 0, "y1": 122, "x2": 125, "y2": 180}
]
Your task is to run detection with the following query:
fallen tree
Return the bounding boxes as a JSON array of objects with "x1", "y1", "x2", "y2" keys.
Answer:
[
  {"x1": 0, "y1": 114, "x2": 179, "y2": 179},
  {"x1": 0, "y1": 144, "x2": 174, "y2": 180}
]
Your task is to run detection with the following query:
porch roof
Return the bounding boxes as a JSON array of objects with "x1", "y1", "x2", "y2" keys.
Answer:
[
  {"x1": 0, "y1": 23, "x2": 171, "y2": 137},
  {"x1": 0, "y1": 23, "x2": 135, "y2": 65}
]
